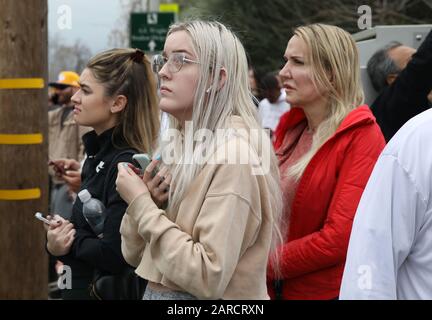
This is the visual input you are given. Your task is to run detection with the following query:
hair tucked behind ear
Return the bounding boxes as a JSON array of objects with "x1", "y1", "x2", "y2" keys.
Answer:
[{"x1": 86, "y1": 48, "x2": 160, "y2": 153}]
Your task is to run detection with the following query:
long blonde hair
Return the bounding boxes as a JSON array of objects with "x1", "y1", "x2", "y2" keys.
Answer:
[
  {"x1": 158, "y1": 20, "x2": 285, "y2": 270},
  {"x1": 289, "y1": 24, "x2": 364, "y2": 180},
  {"x1": 86, "y1": 48, "x2": 160, "y2": 153}
]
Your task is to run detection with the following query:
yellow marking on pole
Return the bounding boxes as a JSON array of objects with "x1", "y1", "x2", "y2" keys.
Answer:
[
  {"x1": 159, "y1": 3, "x2": 179, "y2": 13},
  {"x1": 0, "y1": 78, "x2": 44, "y2": 89},
  {"x1": 0, "y1": 188, "x2": 41, "y2": 200},
  {"x1": 0, "y1": 134, "x2": 43, "y2": 145}
]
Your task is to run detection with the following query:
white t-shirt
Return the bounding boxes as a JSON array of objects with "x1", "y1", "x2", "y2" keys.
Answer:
[{"x1": 258, "y1": 90, "x2": 290, "y2": 131}]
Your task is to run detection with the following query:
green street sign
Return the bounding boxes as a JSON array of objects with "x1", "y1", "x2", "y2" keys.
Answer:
[{"x1": 130, "y1": 12, "x2": 175, "y2": 53}]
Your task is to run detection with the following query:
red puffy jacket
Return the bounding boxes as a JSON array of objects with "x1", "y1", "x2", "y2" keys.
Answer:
[{"x1": 269, "y1": 105, "x2": 385, "y2": 299}]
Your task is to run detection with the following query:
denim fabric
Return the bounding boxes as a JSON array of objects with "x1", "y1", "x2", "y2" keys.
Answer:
[{"x1": 143, "y1": 286, "x2": 197, "y2": 300}]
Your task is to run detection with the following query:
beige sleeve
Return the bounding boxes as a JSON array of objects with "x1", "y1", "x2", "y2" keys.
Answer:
[
  {"x1": 120, "y1": 212, "x2": 146, "y2": 268},
  {"x1": 126, "y1": 189, "x2": 260, "y2": 299}
]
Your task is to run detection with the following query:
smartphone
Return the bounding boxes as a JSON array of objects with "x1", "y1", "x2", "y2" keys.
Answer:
[
  {"x1": 132, "y1": 153, "x2": 151, "y2": 175},
  {"x1": 132, "y1": 154, "x2": 151, "y2": 170},
  {"x1": 35, "y1": 212, "x2": 52, "y2": 225}
]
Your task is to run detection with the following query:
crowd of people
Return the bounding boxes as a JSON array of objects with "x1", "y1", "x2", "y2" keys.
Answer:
[{"x1": 43, "y1": 19, "x2": 432, "y2": 300}]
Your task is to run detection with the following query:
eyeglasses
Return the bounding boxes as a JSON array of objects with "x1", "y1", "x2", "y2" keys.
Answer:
[{"x1": 152, "y1": 53, "x2": 200, "y2": 74}]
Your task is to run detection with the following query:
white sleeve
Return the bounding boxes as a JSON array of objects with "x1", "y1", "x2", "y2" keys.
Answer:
[{"x1": 339, "y1": 154, "x2": 426, "y2": 299}]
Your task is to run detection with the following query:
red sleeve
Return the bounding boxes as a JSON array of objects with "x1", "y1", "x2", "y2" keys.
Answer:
[{"x1": 275, "y1": 125, "x2": 385, "y2": 279}]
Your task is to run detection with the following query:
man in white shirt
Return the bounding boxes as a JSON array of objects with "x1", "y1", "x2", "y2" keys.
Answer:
[
  {"x1": 340, "y1": 109, "x2": 432, "y2": 300},
  {"x1": 258, "y1": 72, "x2": 290, "y2": 134}
]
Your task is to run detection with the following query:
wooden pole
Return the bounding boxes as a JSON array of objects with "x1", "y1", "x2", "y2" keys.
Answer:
[{"x1": 0, "y1": 0, "x2": 48, "y2": 299}]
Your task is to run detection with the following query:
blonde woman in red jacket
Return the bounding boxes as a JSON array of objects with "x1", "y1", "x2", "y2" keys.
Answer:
[{"x1": 267, "y1": 24, "x2": 386, "y2": 300}]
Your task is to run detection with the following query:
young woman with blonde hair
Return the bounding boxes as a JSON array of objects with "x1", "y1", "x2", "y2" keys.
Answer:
[
  {"x1": 116, "y1": 20, "x2": 285, "y2": 300},
  {"x1": 46, "y1": 48, "x2": 159, "y2": 299},
  {"x1": 268, "y1": 24, "x2": 385, "y2": 299}
]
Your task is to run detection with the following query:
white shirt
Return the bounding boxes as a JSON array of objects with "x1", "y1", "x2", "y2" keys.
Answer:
[
  {"x1": 340, "y1": 108, "x2": 432, "y2": 300},
  {"x1": 258, "y1": 90, "x2": 290, "y2": 131}
]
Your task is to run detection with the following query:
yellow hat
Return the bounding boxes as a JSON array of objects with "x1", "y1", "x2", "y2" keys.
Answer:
[{"x1": 49, "y1": 71, "x2": 80, "y2": 88}]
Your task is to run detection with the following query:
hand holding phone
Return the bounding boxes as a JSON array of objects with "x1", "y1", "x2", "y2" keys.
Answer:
[
  {"x1": 35, "y1": 213, "x2": 62, "y2": 231},
  {"x1": 48, "y1": 160, "x2": 66, "y2": 176},
  {"x1": 142, "y1": 158, "x2": 170, "y2": 208}
]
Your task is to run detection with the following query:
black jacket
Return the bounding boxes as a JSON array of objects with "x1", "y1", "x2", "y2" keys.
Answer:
[
  {"x1": 371, "y1": 29, "x2": 432, "y2": 142},
  {"x1": 58, "y1": 127, "x2": 137, "y2": 285}
]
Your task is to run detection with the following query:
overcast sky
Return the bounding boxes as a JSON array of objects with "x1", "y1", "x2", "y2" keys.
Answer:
[{"x1": 48, "y1": 0, "x2": 123, "y2": 54}]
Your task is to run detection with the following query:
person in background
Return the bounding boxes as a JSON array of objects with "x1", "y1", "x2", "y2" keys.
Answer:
[
  {"x1": 268, "y1": 24, "x2": 385, "y2": 300},
  {"x1": 340, "y1": 107, "x2": 432, "y2": 300},
  {"x1": 258, "y1": 72, "x2": 290, "y2": 136},
  {"x1": 50, "y1": 158, "x2": 83, "y2": 196},
  {"x1": 367, "y1": 29, "x2": 432, "y2": 141},
  {"x1": 48, "y1": 86, "x2": 61, "y2": 111},
  {"x1": 248, "y1": 65, "x2": 262, "y2": 104}
]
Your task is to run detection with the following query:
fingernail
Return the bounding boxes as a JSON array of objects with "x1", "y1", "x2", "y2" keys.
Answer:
[{"x1": 154, "y1": 154, "x2": 161, "y2": 161}]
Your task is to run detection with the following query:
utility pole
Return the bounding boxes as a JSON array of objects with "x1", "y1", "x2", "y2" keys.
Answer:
[{"x1": 0, "y1": 0, "x2": 48, "y2": 299}]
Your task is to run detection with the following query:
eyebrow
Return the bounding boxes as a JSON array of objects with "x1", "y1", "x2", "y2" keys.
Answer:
[
  {"x1": 285, "y1": 55, "x2": 304, "y2": 60},
  {"x1": 162, "y1": 49, "x2": 194, "y2": 56},
  {"x1": 78, "y1": 82, "x2": 91, "y2": 89}
]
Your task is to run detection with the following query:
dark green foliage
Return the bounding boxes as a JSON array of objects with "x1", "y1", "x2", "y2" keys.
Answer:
[{"x1": 177, "y1": 0, "x2": 432, "y2": 79}]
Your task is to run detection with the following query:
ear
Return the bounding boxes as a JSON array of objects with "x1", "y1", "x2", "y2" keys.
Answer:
[
  {"x1": 110, "y1": 95, "x2": 127, "y2": 114},
  {"x1": 386, "y1": 74, "x2": 398, "y2": 86},
  {"x1": 217, "y1": 67, "x2": 227, "y2": 91}
]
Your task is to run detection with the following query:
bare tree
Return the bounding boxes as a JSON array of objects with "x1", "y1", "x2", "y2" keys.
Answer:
[
  {"x1": 48, "y1": 35, "x2": 92, "y2": 81},
  {"x1": 108, "y1": 0, "x2": 148, "y2": 48},
  {"x1": 424, "y1": 0, "x2": 432, "y2": 10},
  {"x1": 73, "y1": 40, "x2": 92, "y2": 72},
  {"x1": 180, "y1": 0, "x2": 432, "y2": 76}
]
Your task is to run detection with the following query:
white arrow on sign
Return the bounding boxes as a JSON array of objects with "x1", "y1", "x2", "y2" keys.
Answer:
[
  {"x1": 147, "y1": 13, "x2": 158, "y2": 25},
  {"x1": 148, "y1": 40, "x2": 156, "y2": 52}
]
